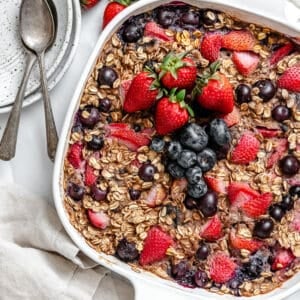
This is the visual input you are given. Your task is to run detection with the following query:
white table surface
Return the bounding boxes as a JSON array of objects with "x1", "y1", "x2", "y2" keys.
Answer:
[{"x1": 0, "y1": 1, "x2": 299, "y2": 299}]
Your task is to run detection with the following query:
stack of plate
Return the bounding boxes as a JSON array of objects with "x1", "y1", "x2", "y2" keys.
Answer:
[{"x1": 0, "y1": 0, "x2": 81, "y2": 114}]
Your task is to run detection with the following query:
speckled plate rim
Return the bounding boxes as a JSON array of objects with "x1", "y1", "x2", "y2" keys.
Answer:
[
  {"x1": 0, "y1": 0, "x2": 81, "y2": 114},
  {"x1": 53, "y1": 1, "x2": 300, "y2": 300}
]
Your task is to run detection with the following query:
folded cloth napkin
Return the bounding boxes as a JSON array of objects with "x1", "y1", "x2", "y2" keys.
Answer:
[{"x1": 0, "y1": 185, "x2": 133, "y2": 300}]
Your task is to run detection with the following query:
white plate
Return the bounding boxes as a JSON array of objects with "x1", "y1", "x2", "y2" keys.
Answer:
[{"x1": 0, "y1": 0, "x2": 81, "y2": 113}]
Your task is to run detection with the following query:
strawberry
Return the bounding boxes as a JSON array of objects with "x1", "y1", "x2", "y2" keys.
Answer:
[
  {"x1": 232, "y1": 51, "x2": 260, "y2": 76},
  {"x1": 269, "y1": 42, "x2": 294, "y2": 66},
  {"x1": 85, "y1": 164, "x2": 98, "y2": 187},
  {"x1": 204, "y1": 176, "x2": 227, "y2": 193},
  {"x1": 87, "y1": 210, "x2": 110, "y2": 229},
  {"x1": 256, "y1": 126, "x2": 281, "y2": 138},
  {"x1": 195, "y1": 63, "x2": 234, "y2": 114},
  {"x1": 123, "y1": 71, "x2": 159, "y2": 113},
  {"x1": 139, "y1": 227, "x2": 173, "y2": 265},
  {"x1": 266, "y1": 138, "x2": 288, "y2": 169},
  {"x1": 144, "y1": 22, "x2": 174, "y2": 42},
  {"x1": 241, "y1": 192, "x2": 273, "y2": 218},
  {"x1": 67, "y1": 142, "x2": 83, "y2": 168},
  {"x1": 80, "y1": 0, "x2": 100, "y2": 9},
  {"x1": 200, "y1": 32, "x2": 223, "y2": 62},
  {"x1": 120, "y1": 79, "x2": 132, "y2": 104},
  {"x1": 277, "y1": 64, "x2": 300, "y2": 92},
  {"x1": 103, "y1": 1, "x2": 129, "y2": 28},
  {"x1": 222, "y1": 30, "x2": 256, "y2": 51},
  {"x1": 105, "y1": 123, "x2": 151, "y2": 151},
  {"x1": 155, "y1": 89, "x2": 192, "y2": 135},
  {"x1": 200, "y1": 215, "x2": 223, "y2": 241},
  {"x1": 229, "y1": 230, "x2": 263, "y2": 252},
  {"x1": 159, "y1": 53, "x2": 197, "y2": 90},
  {"x1": 271, "y1": 248, "x2": 295, "y2": 271},
  {"x1": 209, "y1": 253, "x2": 237, "y2": 283},
  {"x1": 228, "y1": 182, "x2": 259, "y2": 206},
  {"x1": 231, "y1": 132, "x2": 260, "y2": 164},
  {"x1": 145, "y1": 184, "x2": 167, "y2": 208},
  {"x1": 218, "y1": 106, "x2": 240, "y2": 127}
]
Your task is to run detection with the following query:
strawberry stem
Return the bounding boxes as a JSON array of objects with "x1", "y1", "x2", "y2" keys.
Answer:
[{"x1": 169, "y1": 89, "x2": 194, "y2": 117}]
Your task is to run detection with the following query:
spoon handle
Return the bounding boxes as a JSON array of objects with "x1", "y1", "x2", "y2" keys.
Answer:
[
  {"x1": 37, "y1": 51, "x2": 58, "y2": 162},
  {"x1": 0, "y1": 51, "x2": 36, "y2": 161}
]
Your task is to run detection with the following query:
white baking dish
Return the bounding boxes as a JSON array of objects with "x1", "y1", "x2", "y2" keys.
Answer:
[{"x1": 53, "y1": 1, "x2": 300, "y2": 299}]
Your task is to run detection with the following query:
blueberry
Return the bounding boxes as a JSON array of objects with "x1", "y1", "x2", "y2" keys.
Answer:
[
  {"x1": 79, "y1": 107, "x2": 100, "y2": 128},
  {"x1": 290, "y1": 185, "x2": 300, "y2": 198},
  {"x1": 213, "y1": 143, "x2": 230, "y2": 160},
  {"x1": 133, "y1": 124, "x2": 141, "y2": 132},
  {"x1": 194, "y1": 270, "x2": 209, "y2": 287},
  {"x1": 97, "y1": 67, "x2": 118, "y2": 87},
  {"x1": 167, "y1": 162, "x2": 185, "y2": 179},
  {"x1": 269, "y1": 204, "x2": 285, "y2": 221},
  {"x1": 157, "y1": 8, "x2": 175, "y2": 28},
  {"x1": 91, "y1": 185, "x2": 107, "y2": 201},
  {"x1": 87, "y1": 136, "x2": 104, "y2": 151},
  {"x1": 281, "y1": 194, "x2": 294, "y2": 211},
  {"x1": 150, "y1": 137, "x2": 165, "y2": 152},
  {"x1": 197, "y1": 191, "x2": 218, "y2": 217},
  {"x1": 187, "y1": 179, "x2": 208, "y2": 198},
  {"x1": 129, "y1": 189, "x2": 141, "y2": 200},
  {"x1": 166, "y1": 140, "x2": 183, "y2": 160},
  {"x1": 196, "y1": 242, "x2": 210, "y2": 260},
  {"x1": 122, "y1": 23, "x2": 142, "y2": 43},
  {"x1": 207, "y1": 119, "x2": 231, "y2": 147},
  {"x1": 181, "y1": 10, "x2": 200, "y2": 26},
  {"x1": 172, "y1": 261, "x2": 196, "y2": 288},
  {"x1": 177, "y1": 149, "x2": 197, "y2": 169},
  {"x1": 202, "y1": 10, "x2": 218, "y2": 25},
  {"x1": 253, "y1": 218, "x2": 274, "y2": 239},
  {"x1": 272, "y1": 105, "x2": 291, "y2": 122},
  {"x1": 116, "y1": 238, "x2": 139, "y2": 262},
  {"x1": 197, "y1": 148, "x2": 217, "y2": 172},
  {"x1": 185, "y1": 166, "x2": 203, "y2": 184},
  {"x1": 253, "y1": 79, "x2": 277, "y2": 102},
  {"x1": 138, "y1": 163, "x2": 156, "y2": 181},
  {"x1": 99, "y1": 98, "x2": 112, "y2": 112},
  {"x1": 241, "y1": 251, "x2": 270, "y2": 279},
  {"x1": 184, "y1": 196, "x2": 197, "y2": 209},
  {"x1": 280, "y1": 155, "x2": 300, "y2": 176},
  {"x1": 179, "y1": 123, "x2": 208, "y2": 152},
  {"x1": 68, "y1": 183, "x2": 85, "y2": 201},
  {"x1": 235, "y1": 84, "x2": 252, "y2": 104}
]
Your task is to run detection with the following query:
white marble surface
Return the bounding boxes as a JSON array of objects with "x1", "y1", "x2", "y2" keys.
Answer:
[{"x1": 0, "y1": 0, "x2": 299, "y2": 299}]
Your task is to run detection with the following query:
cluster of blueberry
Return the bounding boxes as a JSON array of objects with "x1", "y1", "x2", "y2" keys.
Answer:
[{"x1": 150, "y1": 119, "x2": 231, "y2": 198}]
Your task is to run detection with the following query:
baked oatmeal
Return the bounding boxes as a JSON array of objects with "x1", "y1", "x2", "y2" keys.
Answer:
[{"x1": 63, "y1": 3, "x2": 300, "y2": 296}]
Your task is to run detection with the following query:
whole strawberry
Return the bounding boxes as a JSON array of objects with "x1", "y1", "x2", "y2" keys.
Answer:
[
  {"x1": 195, "y1": 62, "x2": 234, "y2": 114},
  {"x1": 103, "y1": 1, "x2": 131, "y2": 28},
  {"x1": 80, "y1": 0, "x2": 100, "y2": 9},
  {"x1": 155, "y1": 89, "x2": 193, "y2": 135},
  {"x1": 277, "y1": 64, "x2": 300, "y2": 92},
  {"x1": 160, "y1": 53, "x2": 197, "y2": 90},
  {"x1": 123, "y1": 71, "x2": 160, "y2": 113}
]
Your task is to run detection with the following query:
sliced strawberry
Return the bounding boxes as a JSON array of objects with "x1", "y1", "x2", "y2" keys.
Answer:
[
  {"x1": 287, "y1": 176, "x2": 300, "y2": 187},
  {"x1": 67, "y1": 142, "x2": 83, "y2": 169},
  {"x1": 277, "y1": 64, "x2": 300, "y2": 92},
  {"x1": 229, "y1": 230, "x2": 263, "y2": 252},
  {"x1": 200, "y1": 32, "x2": 223, "y2": 62},
  {"x1": 139, "y1": 227, "x2": 173, "y2": 265},
  {"x1": 85, "y1": 164, "x2": 98, "y2": 187},
  {"x1": 266, "y1": 138, "x2": 288, "y2": 169},
  {"x1": 145, "y1": 184, "x2": 167, "y2": 208},
  {"x1": 232, "y1": 51, "x2": 260, "y2": 76},
  {"x1": 222, "y1": 30, "x2": 256, "y2": 51},
  {"x1": 241, "y1": 192, "x2": 273, "y2": 218},
  {"x1": 269, "y1": 42, "x2": 294, "y2": 66},
  {"x1": 171, "y1": 178, "x2": 188, "y2": 197},
  {"x1": 227, "y1": 182, "x2": 259, "y2": 206},
  {"x1": 218, "y1": 106, "x2": 240, "y2": 127},
  {"x1": 120, "y1": 79, "x2": 132, "y2": 104},
  {"x1": 87, "y1": 210, "x2": 110, "y2": 229},
  {"x1": 231, "y1": 132, "x2": 260, "y2": 164},
  {"x1": 200, "y1": 215, "x2": 223, "y2": 241},
  {"x1": 204, "y1": 176, "x2": 227, "y2": 194},
  {"x1": 144, "y1": 22, "x2": 174, "y2": 42},
  {"x1": 256, "y1": 126, "x2": 281, "y2": 138},
  {"x1": 105, "y1": 123, "x2": 151, "y2": 151},
  {"x1": 271, "y1": 248, "x2": 295, "y2": 271},
  {"x1": 209, "y1": 253, "x2": 237, "y2": 283}
]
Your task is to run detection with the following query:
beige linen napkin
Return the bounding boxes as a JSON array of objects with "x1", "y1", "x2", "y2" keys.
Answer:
[{"x1": 0, "y1": 185, "x2": 133, "y2": 300}]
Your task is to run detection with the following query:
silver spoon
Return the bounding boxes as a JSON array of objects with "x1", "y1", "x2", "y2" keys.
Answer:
[{"x1": 0, "y1": 0, "x2": 58, "y2": 161}]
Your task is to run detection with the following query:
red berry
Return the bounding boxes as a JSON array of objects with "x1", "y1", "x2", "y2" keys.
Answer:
[
  {"x1": 139, "y1": 227, "x2": 173, "y2": 265},
  {"x1": 80, "y1": 0, "x2": 100, "y2": 9},
  {"x1": 85, "y1": 164, "x2": 98, "y2": 187},
  {"x1": 229, "y1": 230, "x2": 263, "y2": 252},
  {"x1": 144, "y1": 22, "x2": 174, "y2": 42},
  {"x1": 277, "y1": 64, "x2": 300, "y2": 92},
  {"x1": 228, "y1": 182, "x2": 259, "y2": 206},
  {"x1": 145, "y1": 184, "x2": 167, "y2": 208},
  {"x1": 67, "y1": 142, "x2": 83, "y2": 168},
  {"x1": 203, "y1": 175, "x2": 227, "y2": 194},
  {"x1": 271, "y1": 248, "x2": 295, "y2": 271},
  {"x1": 266, "y1": 138, "x2": 288, "y2": 169},
  {"x1": 269, "y1": 42, "x2": 294, "y2": 66},
  {"x1": 200, "y1": 32, "x2": 222, "y2": 62},
  {"x1": 256, "y1": 126, "x2": 281, "y2": 138},
  {"x1": 87, "y1": 210, "x2": 110, "y2": 229},
  {"x1": 218, "y1": 106, "x2": 240, "y2": 127},
  {"x1": 103, "y1": 2, "x2": 126, "y2": 28},
  {"x1": 200, "y1": 215, "x2": 223, "y2": 241},
  {"x1": 222, "y1": 30, "x2": 256, "y2": 51},
  {"x1": 232, "y1": 51, "x2": 260, "y2": 76}
]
